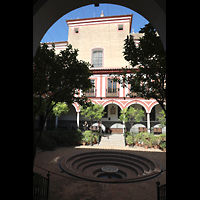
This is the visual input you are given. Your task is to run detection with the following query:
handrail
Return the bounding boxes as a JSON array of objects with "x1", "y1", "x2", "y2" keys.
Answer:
[
  {"x1": 156, "y1": 181, "x2": 166, "y2": 200},
  {"x1": 33, "y1": 171, "x2": 50, "y2": 200}
]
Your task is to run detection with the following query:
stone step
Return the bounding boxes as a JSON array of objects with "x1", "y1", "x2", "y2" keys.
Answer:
[{"x1": 99, "y1": 134, "x2": 125, "y2": 146}]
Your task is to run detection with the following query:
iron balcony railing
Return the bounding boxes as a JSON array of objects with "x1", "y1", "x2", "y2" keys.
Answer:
[
  {"x1": 106, "y1": 88, "x2": 119, "y2": 97},
  {"x1": 85, "y1": 88, "x2": 96, "y2": 97}
]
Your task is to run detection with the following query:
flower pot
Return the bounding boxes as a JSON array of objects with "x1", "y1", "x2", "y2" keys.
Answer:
[
  {"x1": 154, "y1": 145, "x2": 158, "y2": 149},
  {"x1": 83, "y1": 142, "x2": 86, "y2": 146},
  {"x1": 163, "y1": 148, "x2": 166, "y2": 152},
  {"x1": 139, "y1": 144, "x2": 142, "y2": 147},
  {"x1": 144, "y1": 145, "x2": 148, "y2": 149}
]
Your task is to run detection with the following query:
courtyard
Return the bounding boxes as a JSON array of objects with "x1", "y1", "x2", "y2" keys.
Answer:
[{"x1": 34, "y1": 146, "x2": 166, "y2": 200}]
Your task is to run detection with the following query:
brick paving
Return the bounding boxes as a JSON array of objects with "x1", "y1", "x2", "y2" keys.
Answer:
[{"x1": 34, "y1": 146, "x2": 166, "y2": 200}]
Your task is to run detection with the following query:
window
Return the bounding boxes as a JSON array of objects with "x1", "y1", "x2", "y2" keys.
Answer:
[
  {"x1": 85, "y1": 79, "x2": 95, "y2": 96},
  {"x1": 108, "y1": 79, "x2": 117, "y2": 93},
  {"x1": 92, "y1": 48, "x2": 103, "y2": 67},
  {"x1": 107, "y1": 79, "x2": 118, "y2": 96},
  {"x1": 74, "y1": 27, "x2": 79, "y2": 33},
  {"x1": 110, "y1": 106, "x2": 116, "y2": 114},
  {"x1": 118, "y1": 24, "x2": 123, "y2": 30}
]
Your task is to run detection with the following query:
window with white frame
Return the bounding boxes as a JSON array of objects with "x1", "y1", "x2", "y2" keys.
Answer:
[{"x1": 92, "y1": 48, "x2": 103, "y2": 68}]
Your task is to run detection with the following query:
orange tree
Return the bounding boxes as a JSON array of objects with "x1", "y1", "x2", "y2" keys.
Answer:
[
  {"x1": 112, "y1": 23, "x2": 166, "y2": 114},
  {"x1": 33, "y1": 43, "x2": 92, "y2": 164}
]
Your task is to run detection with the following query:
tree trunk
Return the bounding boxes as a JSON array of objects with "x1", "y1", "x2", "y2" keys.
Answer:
[
  {"x1": 55, "y1": 116, "x2": 58, "y2": 129},
  {"x1": 90, "y1": 120, "x2": 93, "y2": 146}
]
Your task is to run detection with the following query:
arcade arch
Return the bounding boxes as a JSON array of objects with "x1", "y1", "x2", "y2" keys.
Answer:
[
  {"x1": 102, "y1": 100, "x2": 123, "y2": 110},
  {"x1": 126, "y1": 101, "x2": 148, "y2": 114}
]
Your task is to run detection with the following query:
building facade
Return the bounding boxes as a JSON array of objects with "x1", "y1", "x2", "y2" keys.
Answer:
[{"x1": 37, "y1": 13, "x2": 165, "y2": 133}]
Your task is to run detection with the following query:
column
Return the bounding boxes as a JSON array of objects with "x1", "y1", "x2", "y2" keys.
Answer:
[
  {"x1": 147, "y1": 113, "x2": 150, "y2": 133},
  {"x1": 77, "y1": 112, "x2": 80, "y2": 128},
  {"x1": 55, "y1": 116, "x2": 58, "y2": 129}
]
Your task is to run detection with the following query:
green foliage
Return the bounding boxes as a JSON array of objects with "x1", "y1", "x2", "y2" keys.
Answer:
[
  {"x1": 126, "y1": 131, "x2": 165, "y2": 150},
  {"x1": 33, "y1": 43, "x2": 92, "y2": 124},
  {"x1": 33, "y1": 43, "x2": 92, "y2": 161},
  {"x1": 36, "y1": 129, "x2": 83, "y2": 151},
  {"x1": 82, "y1": 130, "x2": 98, "y2": 144},
  {"x1": 124, "y1": 131, "x2": 131, "y2": 136},
  {"x1": 159, "y1": 141, "x2": 166, "y2": 149},
  {"x1": 150, "y1": 135, "x2": 159, "y2": 146},
  {"x1": 80, "y1": 101, "x2": 105, "y2": 145},
  {"x1": 158, "y1": 133, "x2": 166, "y2": 143},
  {"x1": 135, "y1": 131, "x2": 150, "y2": 143},
  {"x1": 82, "y1": 130, "x2": 91, "y2": 142},
  {"x1": 143, "y1": 138, "x2": 151, "y2": 147},
  {"x1": 119, "y1": 108, "x2": 128, "y2": 123},
  {"x1": 126, "y1": 107, "x2": 145, "y2": 124},
  {"x1": 126, "y1": 135, "x2": 133, "y2": 145},
  {"x1": 52, "y1": 102, "x2": 69, "y2": 117},
  {"x1": 80, "y1": 101, "x2": 105, "y2": 121},
  {"x1": 156, "y1": 110, "x2": 166, "y2": 128},
  {"x1": 135, "y1": 132, "x2": 144, "y2": 143},
  {"x1": 112, "y1": 23, "x2": 166, "y2": 114},
  {"x1": 119, "y1": 107, "x2": 145, "y2": 132}
]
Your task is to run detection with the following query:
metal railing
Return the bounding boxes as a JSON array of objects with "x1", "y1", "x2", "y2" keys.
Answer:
[
  {"x1": 156, "y1": 181, "x2": 166, "y2": 200},
  {"x1": 85, "y1": 89, "x2": 96, "y2": 97},
  {"x1": 106, "y1": 88, "x2": 119, "y2": 97},
  {"x1": 33, "y1": 172, "x2": 50, "y2": 200}
]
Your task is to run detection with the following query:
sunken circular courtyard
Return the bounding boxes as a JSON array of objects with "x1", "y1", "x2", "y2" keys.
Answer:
[{"x1": 59, "y1": 151, "x2": 163, "y2": 183}]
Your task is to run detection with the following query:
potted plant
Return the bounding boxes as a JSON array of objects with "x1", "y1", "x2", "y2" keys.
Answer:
[
  {"x1": 126, "y1": 135, "x2": 132, "y2": 146},
  {"x1": 135, "y1": 132, "x2": 143, "y2": 147},
  {"x1": 150, "y1": 135, "x2": 159, "y2": 149},
  {"x1": 143, "y1": 139, "x2": 151, "y2": 149},
  {"x1": 159, "y1": 141, "x2": 166, "y2": 151},
  {"x1": 82, "y1": 130, "x2": 91, "y2": 145},
  {"x1": 82, "y1": 138, "x2": 87, "y2": 146},
  {"x1": 134, "y1": 137, "x2": 139, "y2": 146}
]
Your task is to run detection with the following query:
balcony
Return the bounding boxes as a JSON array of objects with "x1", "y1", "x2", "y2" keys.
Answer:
[
  {"x1": 85, "y1": 89, "x2": 96, "y2": 97},
  {"x1": 106, "y1": 88, "x2": 119, "y2": 97}
]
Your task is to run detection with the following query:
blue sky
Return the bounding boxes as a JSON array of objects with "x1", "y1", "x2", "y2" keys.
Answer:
[{"x1": 41, "y1": 3, "x2": 149, "y2": 43}]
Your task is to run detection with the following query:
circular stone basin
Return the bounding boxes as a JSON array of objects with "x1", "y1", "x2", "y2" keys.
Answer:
[
  {"x1": 97, "y1": 172, "x2": 122, "y2": 179},
  {"x1": 102, "y1": 166, "x2": 118, "y2": 173},
  {"x1": 59, "y1": 151, "x2": 163, "y2": 183}
]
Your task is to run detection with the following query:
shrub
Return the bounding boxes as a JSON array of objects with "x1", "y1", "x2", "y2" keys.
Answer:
[
  {"x1": 38, "y1": 133, "x2": 57, "y2": 151},
  {"x1": 126, "y1": 135, "x2": 133, "y2": 145},
  {"x1": 143, "y1": 138, "x2": 151, "y2": 147},
  {"x1": 135, "y1": 132, "x2": 144, "y2": 143},
  {"x1": 82, "y1": 130, "x2": 99, "y2": 144},
  {"x1": 150, "y1": 135, "x2": 159, "y2": 146},
  {"x1": 159, "y1": 141, "x2": 166, "y2": 150},
  {"x1": 36, "y1": 129, "x2": 83, "y2": 151}
]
